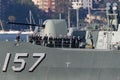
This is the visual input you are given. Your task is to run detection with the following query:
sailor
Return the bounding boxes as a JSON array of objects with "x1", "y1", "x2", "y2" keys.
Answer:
[
  {"x1": 63, "y1": 35, "x2": 67, "y2": 47},
  {"x1": 113, "y1": 42, "x2": 120, "y2": 50},
  {"x1": 69, "y1": 36, "x2": 72, "y2": 48},
  {"x1": 16, "y1": 33, "x2": 20, "y2": 42},
  {"x1": 29, "y1": 34, "x2": 33, "y2": 43},
  {"x1": 76, "y1": 36, "x2": 81, "y2": 48},
  {"x1": 66, "y1": 36, "x2": 70, "y2": 48},
  {"x1": 71, "y1": 36, "x2": 76, "y2": 48},
  {"x1": 15, "y1": 33, "x2": 21, "y2": 46},
  {"x1": 32, "y1": 35, "x2": 36, "y2": 41},
  {"x1": 36, "y1": 35, "x2": 42, "y2": 45},
  {"x1": 35, "y1": 35, "x2": 38, "y2": 45},
  {"x1": 43, "y1": 34, "x2": 48, "y2": 46},
  {"x1": 58, "y1": 35, "x2": 62, "y2": 47},
  {"x1": 54, "y1": 36, "x2": 58, "y2": 47},
  {"x1": 86, "y1": 33, "x2": 94, "y2": 49},
  {"x1": 39, "y1": 36, "x2": 42, "y2": 45},
  {"x1": 48, "y1": 36, "x2": 54, "y2": 47}
]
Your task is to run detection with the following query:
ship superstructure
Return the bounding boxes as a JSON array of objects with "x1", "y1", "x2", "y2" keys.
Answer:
[{"x1": 0, "y1": 2, "x2": 120, "y2": 80}]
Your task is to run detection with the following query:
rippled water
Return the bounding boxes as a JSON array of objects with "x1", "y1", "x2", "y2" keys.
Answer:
[{"x1": 0, "y1": 34, "x2": 29, "y2": 41}]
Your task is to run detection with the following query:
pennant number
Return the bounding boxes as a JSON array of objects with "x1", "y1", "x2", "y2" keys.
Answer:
[{"x1": 2, "y1": 53, "x2": 46, "y2": 72}]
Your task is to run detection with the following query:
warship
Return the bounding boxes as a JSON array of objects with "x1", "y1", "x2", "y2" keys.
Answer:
[{"x1": 0, "y1": 2, "x2": 120, "y2": 80}]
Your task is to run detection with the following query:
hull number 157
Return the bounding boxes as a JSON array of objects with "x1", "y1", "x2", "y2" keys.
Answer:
[{"x1": 2, "y1": 53, "x2": 46, "y2": 72}]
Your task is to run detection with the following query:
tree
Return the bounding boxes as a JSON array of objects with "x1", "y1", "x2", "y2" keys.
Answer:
[
  {"x1": 14, "y1": 0, "x2": 33, "y2": 5},
  {"x1": 8, "y1": 16, "x2": 16, "y2": 22},
  {"x1": 56, "y1": 0, "x2": 71, "y2": 16},
  {"x1": 8, "y1": 15, "x2": 16, "y2": 30}
]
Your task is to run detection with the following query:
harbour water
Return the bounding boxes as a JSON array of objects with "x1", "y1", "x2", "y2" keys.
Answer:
[{"x1": 0, "y1": 34, "x2": 28, "y2": 41}]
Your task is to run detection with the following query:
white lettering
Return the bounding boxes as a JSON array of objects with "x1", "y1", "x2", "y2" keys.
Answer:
[
  {"x1": 29, "y1": 53, "x2": 46, "y2": 72},
  {"x1": 12, "y1": 53, "x2": 28, "y2": 72},
  {"x1": 2, "y1": 53, "x2": 46, "y2": 72},
  {"x1": 2, "y1": 53, "x2": 11, "y2": 72}
]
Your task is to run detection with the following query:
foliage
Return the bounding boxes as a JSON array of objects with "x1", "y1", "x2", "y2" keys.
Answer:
[
  {"x1": 13, "y1": 0, "x2": 33, "y2": 5},
  {"x1": 3, "y1": 0, "x2": 120, "y2": 30},
  {"x1": 4, "y1": 0, "x2": 49, "y2": 30}
]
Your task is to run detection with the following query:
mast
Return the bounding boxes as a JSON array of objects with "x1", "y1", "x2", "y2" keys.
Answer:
[
  {"x1": 88, "y1": 0, "x2": 91, "y2": 24},
  {"x1": 71, "y1": 1, "x2": 82, "y2": 29},
  {"x1": 68, "y1": 8, "x2": 71, "y2": 28},
  {"x1": 29, "y1": 10, "x2": 32, "y2": 31},
  {"x1": 0, "y1": 20, "x2": 4, "y2": 31}
]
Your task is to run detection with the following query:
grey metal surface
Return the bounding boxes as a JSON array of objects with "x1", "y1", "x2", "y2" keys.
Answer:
[{"x1": 0, "y1": 41, "x2": 120, "y2": 80}]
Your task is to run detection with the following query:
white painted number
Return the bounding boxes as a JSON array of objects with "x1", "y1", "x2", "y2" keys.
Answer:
[
  {"x1": 12, "y1": 53, "x2": 28, "y2": 72},
  {"x1": 2, "y1": 53, "x2": 45, "y2": 72},
  {"x1": 29, "y1": 53, "x2": 46, "y2": 72},
  {"x1": 2, "y1": 53, "x2": 11, "y2": 72}
]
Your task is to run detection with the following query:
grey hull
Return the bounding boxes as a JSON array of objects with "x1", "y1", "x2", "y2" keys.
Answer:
[{"x1": 0, "y1": 41, "x2": 120, "y2": 80}]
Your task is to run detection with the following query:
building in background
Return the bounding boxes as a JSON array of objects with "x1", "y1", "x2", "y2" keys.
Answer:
[
  {"x1": 32, "y1": 0, "x2": 102, "y2": 13},
  {"x1": 32, "y1": 0, "x2": 56, "y2": 12},
  {"x1": 71, "y1": 0, "x2": 93, "y2": 9}
]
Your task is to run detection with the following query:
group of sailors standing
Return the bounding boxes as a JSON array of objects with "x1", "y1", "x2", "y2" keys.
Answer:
[{"x1": 28, "y1": 34, "x2": 86, "y2": 48}]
